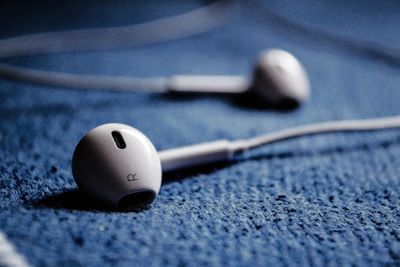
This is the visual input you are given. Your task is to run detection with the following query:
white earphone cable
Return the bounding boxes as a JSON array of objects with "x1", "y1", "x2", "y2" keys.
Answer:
[
  {"x1": 0, "y1": 0, "x2": 237, "y2": 90},
  {"x1": 0, "y1": 232, "x2": 30, "y2": 267},
  {"x1": 231, "y1": 115, "x2": 400, "y2": 153},
  {"x1": 0, "y1": 63, "x2": 168, "y2": 92},
  {"x1": 0, "y1": 1, "x2": 237, "y2": 59},
  {"x1": 0, "y1": 63, "x2": 250, "y2": 93},
  {"x1": 253, "y1": 0, "x2": 400, "y2": 67},
  {"x1": 159, "y1": 115, "x2": 400, "y2": 172}
]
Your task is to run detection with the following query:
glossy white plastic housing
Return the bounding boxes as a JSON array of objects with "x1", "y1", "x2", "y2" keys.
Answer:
[
  {"x1": 71, "y1": 115, "x2": 400, "y2": 210},
  {"x1": 159, "y1": 140, "x2": 234, "y2": 172},
  {"x1": 166, "y1": 49, "x2": 310, "y2": 105},
  {"x1": 72, "y1": 123, "x2": 161, "y2": 210},
  {"x1": 249, "y1": 49, "x2": 310, "y2": 105}
]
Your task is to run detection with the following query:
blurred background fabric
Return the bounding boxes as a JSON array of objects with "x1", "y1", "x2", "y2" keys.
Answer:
[{"x1": 0, "y1": 0, "x2": 399, "y2": 266}]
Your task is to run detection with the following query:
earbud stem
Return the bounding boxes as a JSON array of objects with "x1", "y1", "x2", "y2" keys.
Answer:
[
  {"x1": 158, "y1": 140, "x2": 237, "y2": 172},
  {"x1": 167, "y1": 75, "x2": 249, "y2": 94}
]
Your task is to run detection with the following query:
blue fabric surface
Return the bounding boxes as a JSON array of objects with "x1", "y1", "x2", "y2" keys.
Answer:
[{"x1": 1, "y1": 0, "x2": 400, "y2": 266}]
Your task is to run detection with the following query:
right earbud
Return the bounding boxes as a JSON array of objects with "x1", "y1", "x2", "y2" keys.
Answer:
[
  {"x1": 72, "y1": 123, "x2": 162, "y2": 211},
  {"x1": 71, "y1": 123, "x2": 236, "y2": 210},
  {"x1": 71, "y1": 114, "x2": 400, "y2": 211},
  {"x1": 71, "y1": 123, "x2": 235, "y2": 211}
]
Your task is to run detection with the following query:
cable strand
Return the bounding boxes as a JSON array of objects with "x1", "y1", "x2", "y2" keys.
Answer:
[
  {"x1": 0, "y1": 0, "x2": 238, "y2": 59},
  {"x1": 0, "y1": 1, "x2": 238, "y2": 90},
  {"x1": 230, "y1": 115, "x2": 400, "y2": 152},
  {"x1": 0, "y1": 63, "x2": 168, "y2": 92}
]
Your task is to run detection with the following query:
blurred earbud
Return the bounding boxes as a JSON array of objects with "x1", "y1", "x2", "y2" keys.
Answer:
[
  {"x1": 248, "y1": 49, "x2": 310, "y2": 105},
  {"x1": 167, "y1": 49, "x2": 311, "y2": 106},
  {"x1": 0, "y1": 48, "x2": 310, "y2": 107}
]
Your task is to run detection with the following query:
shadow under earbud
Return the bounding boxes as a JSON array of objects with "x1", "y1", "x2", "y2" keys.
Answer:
[
  {"x1": 160, "y1": 92, "x2": 299, "y2": 112},
  {"x1": 35, "y1": 189, "x2": 110, "y2": 211},
  {"x1": 160, "y1": 91, "x2": 233, "y2": 105},
  {"x1": 35, "y1": 189, "x2": 148, "y2": 213},
  {"x1": 231, "y1": 92, "x2": 300, "y2": 111},
  {"x1": 162, "y1": 160, "x2": 238, "y2": 184}
]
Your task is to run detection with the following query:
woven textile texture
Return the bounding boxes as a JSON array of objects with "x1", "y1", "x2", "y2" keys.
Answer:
[{"x1": 0, "y1": 0, "x2": 399, "y2": 266}]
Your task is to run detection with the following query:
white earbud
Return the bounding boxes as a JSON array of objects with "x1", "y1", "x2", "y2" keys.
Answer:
[
  {"x1": 167, "y1": 49, "x2": 310, "y2": 105},
  {"x1": 249, "y1": 49, "x2": 310, "y2": 105},
  {"x1": 0, "y1": 49, "x2": 310, "y2": 106},
  {"x1": 72, "y1": 124, "x2": 162, "y2": 210},
  {"x1": 72, "y1": 116, "x2": 400, "y2": 210}
]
